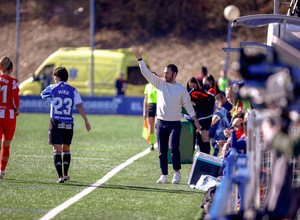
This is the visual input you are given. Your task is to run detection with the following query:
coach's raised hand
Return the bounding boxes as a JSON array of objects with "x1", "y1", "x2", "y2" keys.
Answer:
[{"x1": 134, "y1": 48, "x2": 143, "y2": 60}]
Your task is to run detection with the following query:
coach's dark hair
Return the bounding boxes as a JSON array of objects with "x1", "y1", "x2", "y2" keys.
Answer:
[
  {"x1": 53, "y1": 67, "x2": 68, "y2": 82},
  {"x1": 166, "y1": 64, "x2": 178, "y2": 75}
]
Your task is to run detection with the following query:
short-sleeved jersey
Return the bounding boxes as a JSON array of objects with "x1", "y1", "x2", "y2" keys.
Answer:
[
  {"x1": 41, "y1": 82, "x2": 83, "y2": 124},
  {"x1": 0, "y1": 75, "x2": 19, "y2": 119},
  {"x1": 209, "y1": 107, "x2": 230, "y2": 141},
  {"x1": 144, "y1": 83, "x2": 157, "y2": 104}
]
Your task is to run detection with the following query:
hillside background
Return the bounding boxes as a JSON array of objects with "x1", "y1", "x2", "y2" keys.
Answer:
[{"x1": 0, "y1": 0, "x2": 287, "y2": 85}]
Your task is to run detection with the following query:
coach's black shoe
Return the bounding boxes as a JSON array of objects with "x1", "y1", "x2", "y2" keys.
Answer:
[{"x1": 57, "y1": 177, "x2": 64, "y2": 183}]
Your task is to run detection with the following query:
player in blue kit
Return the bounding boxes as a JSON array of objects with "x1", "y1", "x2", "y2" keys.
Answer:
[{"x1": 41, "y1": 67, "x2": 91, "y2": 183}]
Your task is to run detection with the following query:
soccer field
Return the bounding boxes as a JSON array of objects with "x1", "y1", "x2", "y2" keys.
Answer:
[{"x1": 0, "y1": 113, "x2": 205, "y2": 220}]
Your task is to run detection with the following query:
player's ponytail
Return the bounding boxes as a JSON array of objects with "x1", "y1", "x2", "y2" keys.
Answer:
[{"x1": 0, "y1": 56, "x2": 13, "y2": 73}]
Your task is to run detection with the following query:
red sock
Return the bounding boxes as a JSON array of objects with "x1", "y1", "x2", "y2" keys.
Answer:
[{"x1": 1, "y1": 146, "x2": 10, "y2": 171}]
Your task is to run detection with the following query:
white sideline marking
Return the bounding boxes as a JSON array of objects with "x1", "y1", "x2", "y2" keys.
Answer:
[{"x1": 39, "y1": 146, "x2": 156, "y2": 220}]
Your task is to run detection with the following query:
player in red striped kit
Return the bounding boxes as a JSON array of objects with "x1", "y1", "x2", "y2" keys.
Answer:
[{"x1": 0, "y1": 56, "x2": 20, "y2": 179}]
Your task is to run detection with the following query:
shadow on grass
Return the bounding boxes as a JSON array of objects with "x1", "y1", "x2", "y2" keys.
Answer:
[
  {"x1": 98, "y1": 184, "x2": 206, "y2": 195},
  {"x1": 1, "y1": 178, "x2": 92, "y2": 188},
  {"x1": 1, "y1": 179, "x2": 206, "y2": 196}
]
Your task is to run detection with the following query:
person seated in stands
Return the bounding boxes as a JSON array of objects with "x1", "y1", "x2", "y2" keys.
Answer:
[
  {"x1": 218, "y1": 113, "x2": 247, "y2": 158},
  {"x1": 220, "y1": 92, "x2": 232, "y2": 122},
  {"x1": 225, "y1": 84, "x2": 252, "y2": 121},
  {"x1": 209, "y1": 94, "x2": 230, "y2": 156},
  {"x1": 217, "y1": 113, "x2": 248, "y2": 177}
]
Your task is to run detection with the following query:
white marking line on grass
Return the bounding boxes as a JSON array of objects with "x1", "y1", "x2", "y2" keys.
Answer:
[{"x1": 39, "y1": 146, "x2": 156, "y2": 220}]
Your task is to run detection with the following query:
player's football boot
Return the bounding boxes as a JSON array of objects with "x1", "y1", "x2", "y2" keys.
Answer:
[
  {"x1": 0, "y1": 171, "x2": 5, "y2": 179},
  {"x1": 63, "y1": 175, "x2": 70, "y2": 181},
  {"x1": 57, "y1": 177, "x2": 64, "y2": 183}
]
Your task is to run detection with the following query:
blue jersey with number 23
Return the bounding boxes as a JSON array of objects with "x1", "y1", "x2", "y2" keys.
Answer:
[{"x1": 41, "y1": 81, "x2": 83, "y2": 124}]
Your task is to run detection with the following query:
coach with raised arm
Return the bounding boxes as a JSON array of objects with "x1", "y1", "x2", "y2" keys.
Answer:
[{"x1": 134, "y1": 49, "x2": 201, "y2": 184}]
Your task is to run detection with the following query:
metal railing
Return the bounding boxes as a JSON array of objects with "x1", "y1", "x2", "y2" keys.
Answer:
[{"x1": 208, "y1": 109, "x2": 300, "y2": 219}]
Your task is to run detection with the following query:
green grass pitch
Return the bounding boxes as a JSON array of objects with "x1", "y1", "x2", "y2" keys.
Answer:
[{"x1": 0, "y1": 113, "x2": 205, "y2": 220}]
